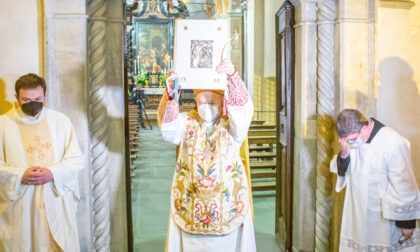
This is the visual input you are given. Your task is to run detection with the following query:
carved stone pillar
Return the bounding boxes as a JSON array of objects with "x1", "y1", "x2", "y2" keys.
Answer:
[
  {"x1": 290, "y1": 1, "x2": 318, "y2": 251},
  {"x1": 329, "y1": 1, "x2": 376, "y2": 250},
  {"x1": 87, "y1": 0, "x2": 110, "y2": 251},
  {"x1": 43, "y1": 0, "x2": 92, "y2": 250},
  {"x1": 315, "y1": 1, "x2": 336, "y2": 252}
]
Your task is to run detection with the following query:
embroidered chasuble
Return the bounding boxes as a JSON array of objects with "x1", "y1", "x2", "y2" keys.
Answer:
[
  {"x1": 19, "y1": 118, "x2": 62, "y2": 252},
  {"x1": 171, "y1": 113, "x2": 250, "y2": 235},
  {"x1": 0, "y1": 103, "x2": 84, "y2": 252}
]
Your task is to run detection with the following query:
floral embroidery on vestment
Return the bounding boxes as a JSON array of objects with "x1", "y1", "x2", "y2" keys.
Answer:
[
  {"x1": 383, "y1": 202, "x2": 420, "y2": 215},
  {"x1": 163, "y1": 100, "x2": 179, "y2": 123},
  {"x1": 26, "y1": 136, "x2": 52, "y2": 160},
  {"x1": 227, "y1": 72, "x2": 249, "y2": 106},
  {"x1": 171, "y1": 117, "x2": 249, "y2": 235},
  {"x1": 341, "y1": 235, "x2": 420, "y2": 252}
]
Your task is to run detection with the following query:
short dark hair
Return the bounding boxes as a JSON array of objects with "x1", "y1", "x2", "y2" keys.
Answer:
[
  {"x1": 336, "y1": 109, "x2": 369, "y2": 138},
  {"x1": 15, "y1": 73, "x2": 47, "y2": 96}
]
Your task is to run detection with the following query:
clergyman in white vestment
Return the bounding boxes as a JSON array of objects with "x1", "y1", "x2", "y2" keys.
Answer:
[
  {"x1": 330, "y1": 109, "x2": 420, "y2": 251},
  {"x1": 0, "y1": 74, "x2": 84, "y2": 252},
  {"x1": 158, "y1": 59, "x2": 256, "y2": 252}
]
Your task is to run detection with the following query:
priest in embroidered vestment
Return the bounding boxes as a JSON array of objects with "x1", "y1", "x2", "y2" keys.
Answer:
[
  {"x1": 0, "y1": 74, "x2": 84, "y2": 252},
  {"x1": 330, "y1": 109, "x2": 420, "y2": 251},
  {"x1": 158, "y1": 59, "x2": 256, "y2": 252}
]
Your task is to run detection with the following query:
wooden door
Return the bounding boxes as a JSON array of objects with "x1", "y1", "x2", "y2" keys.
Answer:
[{"x1": 275, "y1": 1, "x2": 294, "y2": 251}]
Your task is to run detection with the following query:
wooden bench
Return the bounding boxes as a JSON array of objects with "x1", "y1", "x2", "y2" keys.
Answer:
[
  {"x1": 128, "y1": 106, "x2": 142, "y2": 182},
  {"x1": 251, "y1": 120, "x2": 266, "y2": 126},
  {"x1": 250, "y1": 160, "x2": 276, "y2": 169},
  {"x1": 249, "y1": 152, "x2": 276, "y2": 159},
  {"x1": 249, "y1": 145, "x2": 272, "y2": 152},
  {"x1": 251, "y1": 181, "x2": 276, "y2": 192},
  {"x1": 251, "y1": 168, "x2": 276, "y2": 179},
  {"x1": 249, "y1": 125, "x2": 276, "y2": 130},
  {"x1": 247, "y1": 120, "x2": 278, "y2": 196},
  {"x1": 248, "y1": 136, "x2": 276, "y2": 144},
  {"x1": 248, "y1": 129, "x2": 276, "y2": 137}
]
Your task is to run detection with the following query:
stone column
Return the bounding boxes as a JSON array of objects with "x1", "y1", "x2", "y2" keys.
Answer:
[
  {"x1": 315, "y1": 1, "x2": 336, "y2": 251},
  {"x1": 43, "y1": 0, "x2": 127, "y2": 251},
  {"x1": 43, "y1": 0, "x2": 92, "y2": 250},
  {"x1": 329, "y1": 1, "x2": 376, "y2": 250},
  {"x1": 87, "y1": 0, "x2": 110, "y2": 251},
  {"x1": 290, "y1": 1, "x2": 318, "y2": 251},
  {"x1": 104, "y1": 1, "x2": 128, "y2": 251},
  {"x1": 335, "y1": 0, "x2": 376, "y2": 116}
]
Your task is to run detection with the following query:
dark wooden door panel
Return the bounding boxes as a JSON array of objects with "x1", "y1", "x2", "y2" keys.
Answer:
[{"x1": 275, "y1": 1, "x2": 294, "y2": 251}]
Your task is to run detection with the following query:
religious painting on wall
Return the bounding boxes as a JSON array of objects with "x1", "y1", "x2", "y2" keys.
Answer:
[
  {"x1": 133, "y1": 21, "x2": 173, "y2": 88},
  {"x1": 174, "y1": 19, "x2": 229, "y2": 90}
]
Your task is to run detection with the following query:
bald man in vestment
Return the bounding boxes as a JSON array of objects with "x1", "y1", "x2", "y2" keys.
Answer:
[{"x1": 0, "y1": 74, "x2": 84, "y2": 252}]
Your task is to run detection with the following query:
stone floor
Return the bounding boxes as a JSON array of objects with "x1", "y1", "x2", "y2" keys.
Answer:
[{"x1": 132, "y1": 127, "x2": 281, "y2": 252}]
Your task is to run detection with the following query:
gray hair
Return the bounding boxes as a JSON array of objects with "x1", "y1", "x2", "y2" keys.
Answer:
[{"x1": 335, "y1": 109, "x2": 368, "y2": 138}]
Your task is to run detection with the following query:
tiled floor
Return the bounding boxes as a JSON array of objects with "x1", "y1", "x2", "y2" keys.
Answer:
[{"x1": 132, "y1": 127, "x2": 281, "y2": 252}]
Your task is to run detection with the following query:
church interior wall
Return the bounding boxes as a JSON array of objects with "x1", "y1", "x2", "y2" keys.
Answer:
[
  {"x1": 253, "y1": 0, "x2": 285, "y2": 125},
  {"x1": 253, "y1": 0, "x2": 265, "y2": 118},
  {"x1": 246, "y1": 0, "x2": 255, "y2": 99},
  {"x1": 376, "y1": 1, "x2": 420, "y2": 184},
  {"x1": 0, "y1": 0, "x2": 41, "y2": 114},
  {"x1": 264, "y1": 0, "x2": 284, "y2": 77},
  {"x1": 334, "y1": 0, "x2": 374, "y2": 114}
]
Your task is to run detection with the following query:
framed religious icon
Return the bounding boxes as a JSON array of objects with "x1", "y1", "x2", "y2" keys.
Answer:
[{"x1": 174, "y1": 19, "x2": 229, "y2": 90}]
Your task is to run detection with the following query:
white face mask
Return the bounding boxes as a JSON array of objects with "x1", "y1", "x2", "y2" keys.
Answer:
[
  {"x1": 198, "y1": 104, "x2": 219, "y2": 123},
  {"x1": 347, "y1": 138, "x2": 365, "y2": 149}
]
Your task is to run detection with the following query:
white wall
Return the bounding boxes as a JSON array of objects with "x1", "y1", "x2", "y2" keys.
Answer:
[
  {"x1": 246, "y1": 0, "x2": 255, "y2": 98},
  {"x1": 0, "y1": 0, "x2": 41, "y2": 114},
  {"x1": 376, "y1": 2, "x2": 420, "y2": 184},
  {"x1": 264, "y1": 0, "x2": 284, "y2": 77},
  {"x1": 254, "y1": 0, "x2": 265, "y2": 79}
]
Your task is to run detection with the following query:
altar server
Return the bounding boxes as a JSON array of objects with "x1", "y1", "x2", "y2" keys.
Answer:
[{"x1": 330, "y1": 109, "x2": 420, "y2": 251}]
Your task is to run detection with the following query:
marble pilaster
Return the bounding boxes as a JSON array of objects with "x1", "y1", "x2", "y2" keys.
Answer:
[
  {"x1": 290, "y1": 1, "x2": 318, "y2": 252},
  {"x1": 44, "y1": 0, "x2": 128, "y2": 251},
  {"x1": 104, "y1": 1, "x2": 128, "y2": 251},
  {"x1": 43, "y1": 1, "x2": 93, "y2": 251},
  {"x1": 334, "y1": 0, "x2": 376, "y2": 115},
  {"x1": 331, "y1": 1, "x2": 376, "y2": 251}
]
